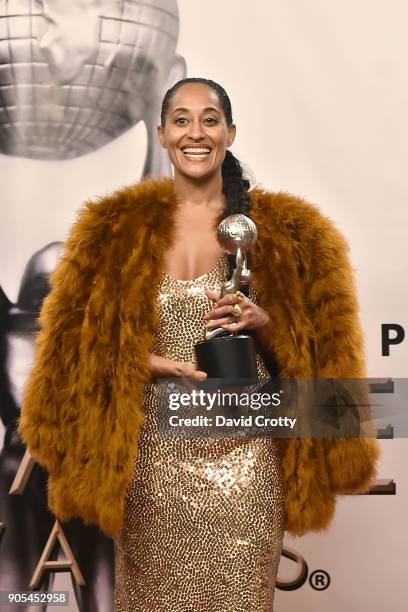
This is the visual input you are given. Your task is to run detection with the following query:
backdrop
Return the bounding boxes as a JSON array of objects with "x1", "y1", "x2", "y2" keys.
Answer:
[{"x1": 0, "y1": 1, "x2": 406, "y2": 610}]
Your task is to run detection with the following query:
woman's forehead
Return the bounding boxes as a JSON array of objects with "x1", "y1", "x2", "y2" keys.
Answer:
[{"x1": 168, "y1": 83, "x2": 222, "y2": 111}]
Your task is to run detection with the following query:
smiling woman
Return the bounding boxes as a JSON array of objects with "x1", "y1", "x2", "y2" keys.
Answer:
[
  {"x1": 155, "y1": 80, "x2": 249, "y2": 284},
  {"x1": 18, "y1": 77, "x2": 380, "y2": 612}
]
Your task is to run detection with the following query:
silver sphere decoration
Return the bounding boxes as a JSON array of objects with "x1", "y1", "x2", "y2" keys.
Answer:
[
  {"x1": 0, "y1": 0, "x2": 180, "y2": 160},
  {"x1": 217, "y1": 214, "x2": 258, "y2": 255}
]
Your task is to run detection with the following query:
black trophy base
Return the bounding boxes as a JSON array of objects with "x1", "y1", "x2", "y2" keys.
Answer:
[{"x1": 194, "y1": 334, "x2": 257, "y2": 382}]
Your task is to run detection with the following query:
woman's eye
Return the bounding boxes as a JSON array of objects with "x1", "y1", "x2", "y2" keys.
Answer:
[
  {"x1": 175, "y1": 117, "x2": 188, "y2": 124},
  {"x1": 204, "y1": 117, "x2": 217, "y2": 124}
]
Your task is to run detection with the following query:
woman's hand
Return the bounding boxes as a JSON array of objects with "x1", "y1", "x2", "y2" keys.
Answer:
[
  {"x1": 203, "y1": 289, "x2": 270, "y2": 333},
  {"x1": 148, "y1": 353, "x2": 207, "y2": 381}
]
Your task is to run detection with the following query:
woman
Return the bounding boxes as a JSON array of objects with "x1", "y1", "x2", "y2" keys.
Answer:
[{"x1": 18, "y1": 78, "x2": 380, "y2": 611}]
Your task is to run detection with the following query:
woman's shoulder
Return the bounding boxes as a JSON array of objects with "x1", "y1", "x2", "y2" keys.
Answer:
[
  {"x1": 60, "y1": 177, "x2": 173, "y2": 263},
  {"x1": 250, "y1": 185, "x2": 331, "y2": 227},
  {"x1": 78, "y1": 176, "x2": 173, "y2": 220},
  {"x1": 249, "y1": 185, "x2": 349, "y2": 252},
  {"x1": 66, "y1": 177, "x2": 174, "y2": 249}
]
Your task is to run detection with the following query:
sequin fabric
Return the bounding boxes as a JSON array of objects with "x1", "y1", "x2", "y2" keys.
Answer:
[{"x1": 114, "y1": 254, "x2": 286, "y2": 612}]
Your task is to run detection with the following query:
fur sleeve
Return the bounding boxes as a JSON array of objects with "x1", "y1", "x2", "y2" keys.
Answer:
[
  {"x1": 304, "y1": 211, "x2": 381, "y2": 494},
  {"x1": 17, "y1": 199, "x2": 111, "y2": 474}
]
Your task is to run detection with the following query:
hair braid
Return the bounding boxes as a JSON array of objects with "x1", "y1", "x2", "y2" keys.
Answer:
[{"x1": 221, "y1": 150, "x2": 250, "y2": 217}]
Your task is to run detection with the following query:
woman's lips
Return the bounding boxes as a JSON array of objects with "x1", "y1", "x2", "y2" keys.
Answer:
[{"x1": 182, "y1": 147, "x2": 212, "y2": 160}]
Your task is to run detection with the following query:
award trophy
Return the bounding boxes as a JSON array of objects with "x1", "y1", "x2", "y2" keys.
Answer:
[{"x1": 194, "y1": 214, "x2": 258, "y2": 380}]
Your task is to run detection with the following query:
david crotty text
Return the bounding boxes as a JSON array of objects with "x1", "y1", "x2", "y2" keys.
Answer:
[{"x1": 168, "y1": 415, "x2": 297, "y2": 429}]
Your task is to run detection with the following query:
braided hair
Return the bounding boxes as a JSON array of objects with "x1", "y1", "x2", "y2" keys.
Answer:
[{"x1": 160, "y1": 78, "x2": 253, "y2": 290}]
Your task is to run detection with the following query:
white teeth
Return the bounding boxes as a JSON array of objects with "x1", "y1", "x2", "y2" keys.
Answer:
[{"x1": 183, "y1": 147, "x2": 211, "y2": 154}]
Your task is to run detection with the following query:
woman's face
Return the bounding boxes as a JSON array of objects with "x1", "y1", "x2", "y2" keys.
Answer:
[{"x1": 157, "y1": 82, "x2": 236, "y2": 181}]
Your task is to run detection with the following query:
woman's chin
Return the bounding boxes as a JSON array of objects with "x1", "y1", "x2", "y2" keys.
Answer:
[{"x1": 175, "y1": 164, "x2": 218, "y2": 181}]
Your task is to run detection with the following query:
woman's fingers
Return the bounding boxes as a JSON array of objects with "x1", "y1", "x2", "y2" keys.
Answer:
[
  {"x1": 203, "y1": 288, "x2": 270, "y2": 333},
  {"x1": 205, "y1": 289, "x2": 220, "y2": 303},
  {"x1": 204, "y1": 304, "x2": 242, "y2": 321},
  {"x1": 181, "y1": 362, "x2": 208, "y2": 380},
  {"x1": 204, "y1": 289, "x2": 245, "y2": 306},
  {"x1": 205, "y1": 315, "x2": 243, "y2": 329},
  {"x1": 221, "y1": 320, "x2": 247, "y2": 332},
  {"x1": 193, "y1": 370, "x2": 208, "y2": 381},
  {"x1": 204, "y1": 294, "x2": 247, "y2": 320}
]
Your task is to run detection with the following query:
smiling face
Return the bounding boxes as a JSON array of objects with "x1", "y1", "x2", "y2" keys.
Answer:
[{"x1": 157, "y1": 82, "x2": 236, "y2": 181}]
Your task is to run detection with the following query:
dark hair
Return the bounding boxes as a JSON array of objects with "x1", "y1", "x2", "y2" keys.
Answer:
[{"x1": 160, "y1": 77, "x2": 251, "y2": 219}]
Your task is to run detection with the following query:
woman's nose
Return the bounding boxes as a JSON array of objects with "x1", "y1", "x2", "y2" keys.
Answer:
[{"x1": 187, "y1": 118, "x2": 205, "y2": 140}]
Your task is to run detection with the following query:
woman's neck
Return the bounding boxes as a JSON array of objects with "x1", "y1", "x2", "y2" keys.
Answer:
[{"x1": 173, "y1": 170, "x2": 226, "y2": 214}]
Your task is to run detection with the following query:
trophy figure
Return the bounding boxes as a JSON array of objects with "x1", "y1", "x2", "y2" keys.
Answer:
[{"x1": 194, "y1": 214, "x2": 258, "y2": 379}]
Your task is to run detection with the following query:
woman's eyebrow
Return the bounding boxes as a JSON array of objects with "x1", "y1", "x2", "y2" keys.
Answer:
[
  {"x1": 202, "y1": 107, "x2": 220, "y2": 113},
  {"x1": 172, "y1": 106, "x2": 220, "y2": 114}
]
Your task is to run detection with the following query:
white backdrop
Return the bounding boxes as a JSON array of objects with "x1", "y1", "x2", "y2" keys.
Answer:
[{"x1": 1, "y1": 1, "x2": 406, "y2": 610}]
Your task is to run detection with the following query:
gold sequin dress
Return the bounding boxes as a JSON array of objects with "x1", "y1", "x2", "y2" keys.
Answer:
[{"x1": 114, "y1": 254, "x2": 286, "y2": 612}]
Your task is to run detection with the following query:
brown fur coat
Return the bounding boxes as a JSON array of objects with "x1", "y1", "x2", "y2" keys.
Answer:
[{"x1": 18, "y1": 177, "x2": 380, "y2": 537}]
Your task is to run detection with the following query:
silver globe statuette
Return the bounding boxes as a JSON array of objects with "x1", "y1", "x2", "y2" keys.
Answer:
[{"x1": 205, "y1": 214, "x2": 258, "y2": 340}]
